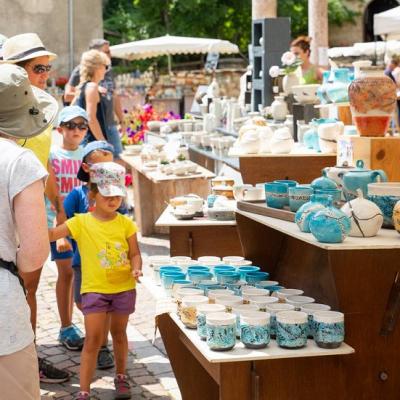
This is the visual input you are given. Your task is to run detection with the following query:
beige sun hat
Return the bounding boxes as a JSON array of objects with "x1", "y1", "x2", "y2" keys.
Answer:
[
  {"x1": 2, "y1": 33, "x2": 57, "y2": 63},
  {"x1": 0, "y1": 64, "x2": 58, "y2": 138}
]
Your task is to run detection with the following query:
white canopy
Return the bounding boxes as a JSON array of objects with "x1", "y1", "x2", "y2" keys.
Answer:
[
  {"x1": 374, "y1": 6, "x2": 400, "y2": 37},
  {"x1": 110, "y1": 34, "x2": 239, "y2": 60}
]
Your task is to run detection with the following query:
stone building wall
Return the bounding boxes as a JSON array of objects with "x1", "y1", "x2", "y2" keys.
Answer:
[{"x1": 0, "y1": 0, "x2": 103, "y2": 77}]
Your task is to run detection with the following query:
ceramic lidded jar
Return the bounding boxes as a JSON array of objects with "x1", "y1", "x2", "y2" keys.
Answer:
[
  {"x1": 270, "y1": 127, "x2": 294, "y2": 154},
  {"x1": 271, "y1": 96, "x2": 288, "y2": 121},
  {"x1": 295, "y1": 194, "x2": 328, "y2": 233},
  {"x1": 349, "y1": 67, "x2": 397, "y2": 137},
  {"x1": 341, "y1": 189, "x2": 383, "y2": 237},
  {"x1": 309, "y1": 196, "x2": 351, "y2": 243},
  {"x1": 206, "y1": 312, "x2": 237, "y2": 351}
]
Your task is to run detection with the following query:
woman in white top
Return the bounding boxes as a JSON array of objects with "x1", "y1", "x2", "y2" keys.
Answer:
[{"x1": 0, "y1": 64, "x2": 58, "y2": 399}]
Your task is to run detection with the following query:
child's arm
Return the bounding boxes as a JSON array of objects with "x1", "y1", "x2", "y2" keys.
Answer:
[
  {"x1": 49, "y1": 224, "x2": 71, "y2": 243},
  {"x1": 127, "y1": 233, "x2": 142, "y2": 282}
]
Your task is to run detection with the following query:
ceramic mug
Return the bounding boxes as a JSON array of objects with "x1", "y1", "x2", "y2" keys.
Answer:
[
  {"x1": 243, "y1": 187, "x2": 265, "y2": 201},
  {"x1": 313, "y1": 311, "x2": 345, "y2": 349},
  {"x1": 288, "y1": 185, "x2": 313, "y2": 212},
  {"x1": 233, "y1": 184, "x2": 253, "y2": 201},
  {"x1": 276, "y1": 311, "x2": 308, "y2": 349},
  {"x1": 240, "y1": 311, "x2": 271, "y2": 349},
  {"x1": 265, "y1": 182, "x2": 289, "y2": 209},
  {"x1": 206, "y1": 312, "x2": 236, "y2": 351}
]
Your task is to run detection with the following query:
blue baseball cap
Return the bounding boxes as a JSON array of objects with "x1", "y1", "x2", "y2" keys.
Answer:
[
  {"x1": 58, "y1": 105, "x2": 88, "y2": 127},
  {"x1": 77, "y1": 140, "x2": 114, "y2": 182}
]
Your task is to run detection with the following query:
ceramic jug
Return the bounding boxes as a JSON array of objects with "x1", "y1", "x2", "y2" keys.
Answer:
[
  {"x1": 309, "y1": 196, "x2": 351, "y2": 243},
  {"x1": 322, "y1": 162, "x2": 357, "y2": 187},
  {"x1": 271, "y1": 96, "x2": 288, "y2": 122},
  {"x1": 341, "y1": 160, "x2": 387, "y2": 199},
  {"x1": 341, "y1": 189, "x2": 383, "y2": 237}
]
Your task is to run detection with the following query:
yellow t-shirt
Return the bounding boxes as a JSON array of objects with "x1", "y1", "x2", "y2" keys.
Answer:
[
  {"x1": 66, "y1": 213, "x2": 138, "y2": 294},
  {"x1": 18, "y1": 126, "x2": 52, "y2": 169}
]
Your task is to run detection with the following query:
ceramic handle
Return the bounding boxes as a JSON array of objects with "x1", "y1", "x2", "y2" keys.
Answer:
[
  {"x1": 322, "y1": 167, "x2": 328, "y2": 177},
  {"x1": 372, "y1": 170, "x2": 388, "y2": 183}
]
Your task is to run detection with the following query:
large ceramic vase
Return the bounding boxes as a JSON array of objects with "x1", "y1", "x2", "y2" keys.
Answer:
[
  {"x1": 282, "y1": 73, "x2": 299, "y2": 95},
  {"x1": 348, "y1": 68, "x2": 397, "y2": 137}
]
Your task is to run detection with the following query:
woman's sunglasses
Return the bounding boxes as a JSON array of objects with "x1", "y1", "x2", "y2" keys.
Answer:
[
  {"x1": 61, "y1": 121, "x2": 89, "y2": 131},
  {"x1": 32, "y1": 64, "x2": 52, "y2": 74}
]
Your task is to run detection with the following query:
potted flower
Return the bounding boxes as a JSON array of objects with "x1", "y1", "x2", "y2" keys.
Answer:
[{"x1": 269, "y1": 51, "x2": 302, "y2": 95}]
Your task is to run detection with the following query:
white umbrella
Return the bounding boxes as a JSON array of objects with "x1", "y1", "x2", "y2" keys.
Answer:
[
  {"x1": 110, "y1": 34, "x2": 239, "y2": 71},
  {"x1": 374, "y1": 6, "x2": 400, "y2": 38}
]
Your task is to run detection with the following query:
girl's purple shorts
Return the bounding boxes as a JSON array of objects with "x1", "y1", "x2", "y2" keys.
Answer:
[{"x1": 81, "y1": 289, "x2": 136, "y2": 315}]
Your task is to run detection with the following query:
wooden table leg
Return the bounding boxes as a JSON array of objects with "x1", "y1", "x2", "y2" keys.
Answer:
[{"x1": 132, "y1": 169, "x2": 154, "y2": 236}]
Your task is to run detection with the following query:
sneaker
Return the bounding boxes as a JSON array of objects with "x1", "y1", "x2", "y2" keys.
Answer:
[
  {"x1": 59, "y1": 324, "x2": 85, "y2": 350},
  {"x1": 114, "y1": 374, "x2": 131, "y2": 399},
  {"x1": 97, "y1": 346, "x2": 115, "y2": 370},
  {"x1": 75, "y1": 391, "x2": 90, "y2": 400},
  {"x1": 39, "y1": 357, "x2": 70, "y2": 383}
]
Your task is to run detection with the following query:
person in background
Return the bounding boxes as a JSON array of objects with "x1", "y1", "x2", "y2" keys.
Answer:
[
  {"x1": 48, "y1": 106, "x2": 89, "y2": 351},
  {"x1": 49, "y1": 162, "x2": 142, "y2": 400},
  {"x1": 290, "y1": 36, "x2": 323, "y2": 84},
  {"x1": 1, "y1": 32, "x2": 70, "y2": 384},
  {"x1": 0, "y1": 63, "x2": 58, "y2": 399},
  {"x1": 65, "y1": 39, "x2": 125, "y2": 161},
  {"x1": 64, "y1": 140, "x2": 117, "y2": 370}
]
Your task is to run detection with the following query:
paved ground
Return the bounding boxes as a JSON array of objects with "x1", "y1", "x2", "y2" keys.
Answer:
[{"x1": 38, "y1": 233, "x2": 181, "y2": 400}]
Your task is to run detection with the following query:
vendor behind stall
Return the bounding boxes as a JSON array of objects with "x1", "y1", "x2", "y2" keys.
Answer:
[{"x1": 290, "y1": 36, "x2": 323, "y2": 84}]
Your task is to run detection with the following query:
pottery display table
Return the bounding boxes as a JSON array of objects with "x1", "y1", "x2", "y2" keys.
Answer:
[
  {"x1": 121, "y1": 155, "x2": 215, "y2": 236},
  {"x1": 157, "y1": 312, "x2": 354, "y2": 400},
  {"x1": 235, "y1": 209, "x2": 400, "y2": 399},
  {"x1": 155, "y1": 205, "x2": 242, "y2": 258},
  {"x1": 229, "y1": 146, "x2": 336, "y2": 185}
]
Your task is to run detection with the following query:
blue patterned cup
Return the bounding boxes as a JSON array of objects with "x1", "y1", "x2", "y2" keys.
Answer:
[
  {"x1": 180, "y1": 295, "x2": 209, "y2": 329},
  {"x1": 255, "y1": 280, "x2": 279, "y2": 290},
  {"x1": 240, "y1": 311, "x2": 271, "y2": 349},
  {"x1": 237, "y1": 266, "x2": 260, "y2": 280},
  {"x1": 188, "y1": 265, "x2": 210, "y2": 273},
  {"x1": 206, "y1": 312, "x2": 236, "y2": 351},
  {"x1": 276, "y1": 311, "x2": 308, "y2": 349},
  {"x1": 301, "y1": 303, "x2": 331, "y2": 338},
  {"x1": 232, "y1": 304, "x2": 259, "y2": 337},
  {"x1": 245, "y1": 271, "x2": 270, "y2": 285},
  {"x1": 161, "y1": 271, "x2": 186, "y2": 291},
  {"x1": 265, "y1": 182, "x2": 289, "y2": 209},
  {"x1": 188, "y1": 270, "x2": 213, "y2": 284},
  {"x1": 216, "y1": 271, "x2": 241, "y2": 284},
  {"x1": 315, "y1": 188, "x2": 342, "y2": 208},
  {"x1": 265, "y1": 303, "x2": 295, "y2": 338},
  {"x1": 313, "y1": 311, "x2": 344, "y2": 349},
  {"x1": 196, "y1": 303, "x2": 226, "y2": 340},
  {"x1": 288, "y1": 185, "x2": 313, "y2": 212},
  {"x1": 197, "y1": 280, "x2": 223, "y2": 295}
]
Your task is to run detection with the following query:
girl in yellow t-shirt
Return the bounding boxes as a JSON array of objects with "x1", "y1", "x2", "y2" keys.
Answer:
[{"x1": 49, "y1": 162, "x2": 142, "y2": 400}]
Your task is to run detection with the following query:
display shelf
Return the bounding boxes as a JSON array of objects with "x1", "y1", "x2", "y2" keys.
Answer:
[
  {"x1": 170, "y1": 312, "x2": 354, "y2": 364},
  {"x1": 216, "y1": 127, "x2": 238, "y2": 137},
  {"x1": 188, "y1": 144, "x2": 240, "y2": 171},
  {"x1": 228, "y1": 145, "x2": 336, "y2": 158},
  {"x1": 236, "y1": 208, "x2": 400, "y2": 250}
]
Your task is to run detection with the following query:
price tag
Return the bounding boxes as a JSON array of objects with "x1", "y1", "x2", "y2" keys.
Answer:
[{"x1": 337, "y1": 137, "x2": 354, "y2": 167}]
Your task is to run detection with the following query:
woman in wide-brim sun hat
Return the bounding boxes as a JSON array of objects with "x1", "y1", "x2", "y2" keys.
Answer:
[
  {"x1": 1, "y1": 33, "x2": 71, "y2": 385},
  {"x1": 0, "y1": 63, "x2": 57, "y2": 399}
]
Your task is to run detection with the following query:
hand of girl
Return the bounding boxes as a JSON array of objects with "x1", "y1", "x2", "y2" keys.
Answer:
[{"x1": 132, "y1": 268, "x2": 143, "y2": 283}]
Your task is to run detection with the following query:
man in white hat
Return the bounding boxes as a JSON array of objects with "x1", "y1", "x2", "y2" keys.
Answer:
[
  {"x1": 2, "y1": 33, "x2": 70, "y2": 384},
  {"x1": 0, "y1": 63, "x2": 58, "y2": 399}
]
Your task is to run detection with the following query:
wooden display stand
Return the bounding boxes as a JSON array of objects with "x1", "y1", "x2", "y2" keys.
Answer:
[
  {"x1": 155, "y1": 205, "x2": 243, "y2": 258},
  {"x1": 121, "y1": 155, "x2": 215, "y2": 236},
  {"x1": 235, "y1": 209, "x2": 400, "y2": 399},
  {"x1": 337, "y1": 135, "x2": 400, "y2": 181}
]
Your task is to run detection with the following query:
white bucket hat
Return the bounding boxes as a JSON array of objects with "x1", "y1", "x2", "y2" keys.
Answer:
[
  {"x1": 1, "y1": 33, "x2": 57, "y2": 63},
  {"x1": 0, "y1": 64, "x2": 58, "y2": 138}
]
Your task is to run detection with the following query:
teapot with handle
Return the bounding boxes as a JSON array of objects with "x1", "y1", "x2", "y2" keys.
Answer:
[
  {"x1": 341, "y1": 160, "x2": 387, "y2": 199},
  {"x1": 322, "y1": 161, "x2": 357, "y2": 187}
]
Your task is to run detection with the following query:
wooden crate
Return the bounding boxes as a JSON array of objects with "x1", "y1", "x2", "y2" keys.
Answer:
[{"x1": 337, "y1": 136, "x2": 400, "y2": 181}]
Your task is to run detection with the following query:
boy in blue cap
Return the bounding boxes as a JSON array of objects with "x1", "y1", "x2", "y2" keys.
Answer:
[
  {"x1": 64, "y1": 140, "x2": 119, "y2": 369},
  {"x1": 48, "y1": 105, "x2": 89, "y2": 351}
]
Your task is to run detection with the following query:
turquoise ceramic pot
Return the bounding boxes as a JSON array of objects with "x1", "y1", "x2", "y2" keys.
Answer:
[
  {"x1": 342, "y1": 160, "x2": 387, "y2": 199},
  {"x1": 295, "y1": 194, "x2": 328, "y2": 233},
  {"x1": 303, "y1": 125, "x2": 320, "y2": 151},
  {"x1": 311, "y1": 175, "x2": 338, "y2": 191},
  {"x1": 326, "y1": 68, "x2": 350, "y2": 103},
  {"x1": 309, "y1": 196, "x2": 351, "y2": 243},
  {"x1": 245, "y1": 271, "x2": 270, "y2": 284},
  {"x1": 216, "y1": 271, "x2": 240, "y2": 284},
  {"x1": 317, "y1": 70, "x2": 331, "y2": 104},
  {"x1": 314, "y1": 188, "x2": 342, "y2": 207},
  {"x1": 289, "y1": 185, "x2": 313, "y2": 212},
  {"x1": 265, "y1": 182, "x2": 288, "y2": 209},
  {"x1": 237, "y1": 266, "x2": 260, "y2": 280},
  {"x1": 161, "y1": 271, "x2": 186, "y2": 290}
]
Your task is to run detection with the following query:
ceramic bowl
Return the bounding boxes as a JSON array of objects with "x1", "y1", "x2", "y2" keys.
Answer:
[
  {"x1": 229, "y1": 260, "x2": 253, "y2": 268},
  {"x1": 187, "y1": 265, "x2": 210, "y2": 273},
  {"x1": 286, "y1": 295, "x2": 315, "y2": 310},
  {"x1": 161, "y1": 271, "x2": 186, "y2": 291},
  {"x1": 249, "y1": 295, "x2": 278, "y2": 311},
  {"x1": 367, "y1": 182, "x2": 400, "y2": 228},
  {"x1": 198, "y1": 256, "x2": 221, "y2": 263},
  {"x1": 292, "y1": 84, "x2": 321, "y2": 104},
  {"x1": 245, "y1": 271, "x2": 270, "y2": 284},
  {"x1": 275, "y1": 288, "x2": 304, "y2": 302},
  {"x1": 171, "y1": 280, "x2": 194, "y2": 298},
  {"x1": 237, "y1": 266, "x2": 260, "y2": 280},
  {"x1": 176, "y1": 287, "x2": 204, "y2": 301}
]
